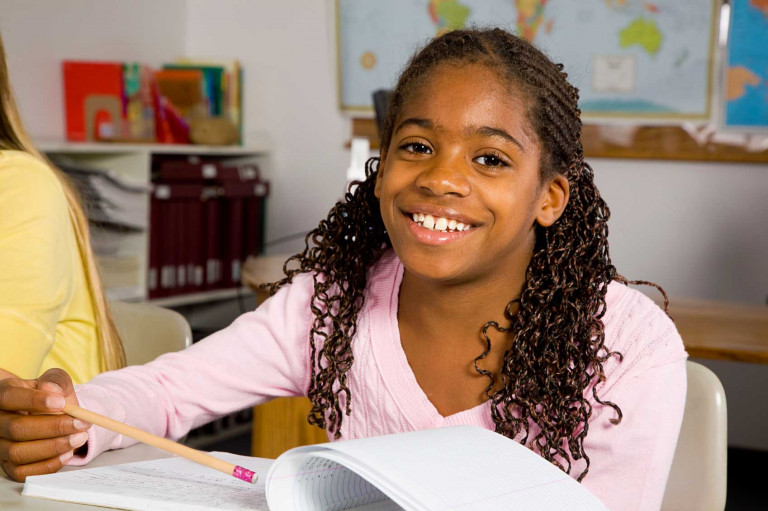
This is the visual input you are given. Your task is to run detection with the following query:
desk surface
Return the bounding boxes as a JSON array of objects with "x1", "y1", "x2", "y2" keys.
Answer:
[{"x1": 0, "y1": 445, "x2": 170, "y2": 510}]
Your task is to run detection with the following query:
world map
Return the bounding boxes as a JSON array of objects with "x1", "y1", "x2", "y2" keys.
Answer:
[
  {"x1": 725, "y1": 0, "x2": 768, "y2": 129},
  {"x1": 338, "y1": 0, "x2": 718, "y2": 120}
]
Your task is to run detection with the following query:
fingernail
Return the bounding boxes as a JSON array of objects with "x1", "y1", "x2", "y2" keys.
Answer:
[
  {"x1": 59, "y1": 450, "x2": 74, "y2": 464},
  {"x1": 73, "y1": 419, "x2": 90, "y2": 430},
  {"x1": 42, "y1": 382, "x2": 63, "y2": 394},
  {"x1": 45, "y1": 396, "x2": 66, "y2": 410},
  {"x1": 69, "y1": 431, "x2": 88, "y2": 448}
]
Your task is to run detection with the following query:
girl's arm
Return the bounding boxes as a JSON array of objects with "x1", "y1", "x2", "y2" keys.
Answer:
[{"x1": 71, "y1": 271, "x2": 316, "y2": 465}]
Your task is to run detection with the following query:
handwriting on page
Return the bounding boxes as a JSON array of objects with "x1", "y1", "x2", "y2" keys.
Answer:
[
  {"x1": 291, "y1": 456, "x2": 392, "y2": 510},
  {"x1": 43, "y1": 463, "x2": 268, "y2": 510}
]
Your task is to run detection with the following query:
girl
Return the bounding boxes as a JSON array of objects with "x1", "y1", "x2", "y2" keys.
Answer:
[
  {"x1": 0, "y1": 28, "x2": 686, "y2": 510},
  {"x1": 0, "y1": 31, "x2": 125, "y2": 382}
]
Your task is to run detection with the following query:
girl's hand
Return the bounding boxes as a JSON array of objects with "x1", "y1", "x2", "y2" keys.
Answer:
[{"x1": 0, "y1": 368, "x2": 90, "y2": 482}]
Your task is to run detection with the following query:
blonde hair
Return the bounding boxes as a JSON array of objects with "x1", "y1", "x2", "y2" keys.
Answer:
[{"x1": 0, "y1": 33, "x2": 125, "y2": 372}]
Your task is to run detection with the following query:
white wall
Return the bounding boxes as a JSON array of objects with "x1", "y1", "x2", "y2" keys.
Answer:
[
  {"x1": 184, "y1": 0, "x2": 349, "y2": 256},
  {"x1": 0, "y1": 0, "x2": 188, "y2": 141},
  {"x1": 593, "y1": 158, "x2": 768, "y2": 306}
]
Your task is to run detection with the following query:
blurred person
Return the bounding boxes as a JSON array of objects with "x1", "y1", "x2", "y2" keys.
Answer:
[{"x1": 0, "y1": 31, "x2": 125, "y2": 383}]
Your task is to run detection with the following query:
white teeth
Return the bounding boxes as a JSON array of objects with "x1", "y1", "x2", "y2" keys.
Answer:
[{"x1": 411, "y1": 212, "x2": 473, "y2": 233}]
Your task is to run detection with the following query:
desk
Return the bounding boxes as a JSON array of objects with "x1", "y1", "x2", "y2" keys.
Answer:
[
  {"x1": 664, "y1": 298, "x2": 768, "y2": 364},
  {"x1": 0, "y1": 445, "x2": 170, "y2": 510}
]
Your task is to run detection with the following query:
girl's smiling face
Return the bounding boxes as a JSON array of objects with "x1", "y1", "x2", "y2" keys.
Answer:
[{"x1": 375, "y1": 62, "x2": 568, "y2": 286}]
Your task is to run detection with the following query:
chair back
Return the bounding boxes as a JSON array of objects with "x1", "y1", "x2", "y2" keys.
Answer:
[
  {"x1": 661, "y1": 361, "x2": 727, "y2": 511},
  {"x1": 109, "y1": 301, "x2": 192, "y2": 366}
]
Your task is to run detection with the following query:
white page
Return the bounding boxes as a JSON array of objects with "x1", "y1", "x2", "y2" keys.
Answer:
[
  {"x1": 266, "y1": 446, "x2": 396, "y2": 510},
  {"x1": 278, "y1": 426, "x2": 608, "y2": 511},
  {"x1": 22, "y1": 452, "x2": 272, "y2": 511}
]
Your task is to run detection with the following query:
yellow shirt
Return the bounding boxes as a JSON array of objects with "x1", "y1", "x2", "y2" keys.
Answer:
[{"x1": 0, "y1": 150, "x2": 101, "y2": 384}]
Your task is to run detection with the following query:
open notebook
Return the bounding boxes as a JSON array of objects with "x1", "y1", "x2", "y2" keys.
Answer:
[{"x1": 23, "y1": 426, "x2": 607, "y2": 510}]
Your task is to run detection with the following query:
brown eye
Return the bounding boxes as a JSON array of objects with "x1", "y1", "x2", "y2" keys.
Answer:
[
  {"x1": 474, "y1": 154, "x2": 508, "y2": 167},
  {"x1": 400, "y1": 142, "x2": 432, "y2": 154}
]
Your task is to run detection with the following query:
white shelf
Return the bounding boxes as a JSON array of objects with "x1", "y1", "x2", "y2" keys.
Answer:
[
  {"x1": 147, "y1": 287, "x2": 253, "y2": 308},
  {"x1": 38, "y1": 138, "x2": 271, "y2": 156},
  {"x1": 37, "y1": 141, "x2": 270, "y2": 308}
]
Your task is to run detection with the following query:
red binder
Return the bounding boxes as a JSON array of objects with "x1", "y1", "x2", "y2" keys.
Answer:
[
  {"x1": 150, "y1": 183, "x2": 204, "y2": 297},
  {"x1": 203, "y1": 194, "x2": 223, "y2": 290},
  {"x1": 148, "y1": 193, "x2": 163, "y2": 299}
]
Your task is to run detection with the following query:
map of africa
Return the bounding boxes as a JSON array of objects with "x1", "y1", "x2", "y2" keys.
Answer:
[
  {"x1": 338, "y1": 0, "x2": 718, "y2": 120},
  {"x1": 725, "y1": 0, "x2": 768, "y2": 129}
]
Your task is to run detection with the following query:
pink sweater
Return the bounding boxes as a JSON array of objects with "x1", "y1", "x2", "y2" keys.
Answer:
[{"x1": 73, "y1": 250, "x2": 687, "y2": 510}]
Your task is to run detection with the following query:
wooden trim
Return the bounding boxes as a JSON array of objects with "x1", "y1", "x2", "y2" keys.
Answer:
[{"x1": 350, "y1": 117, "x2": 768, "y2": 164}]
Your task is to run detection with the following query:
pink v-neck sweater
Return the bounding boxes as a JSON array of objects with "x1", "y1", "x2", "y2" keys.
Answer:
[{"x1": 73, "y1": 250, "x2": 687, "y2": 510}]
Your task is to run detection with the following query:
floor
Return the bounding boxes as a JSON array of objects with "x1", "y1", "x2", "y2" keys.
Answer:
[{"x1": 206, "y1": 432, "x2": 767, "y2": 509}]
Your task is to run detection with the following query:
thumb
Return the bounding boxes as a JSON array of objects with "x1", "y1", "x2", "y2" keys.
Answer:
[{"x1": 37, "y1": 368, "x2": 76, "y2": 400}]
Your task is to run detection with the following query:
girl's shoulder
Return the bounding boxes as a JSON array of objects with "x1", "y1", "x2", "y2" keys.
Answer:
[
  {"x1": 0, "y1": 150, "x2": 62, "y2": 198},
  {"x1": 0, "y1": 150, "x2": 67, "y2": 227},
  {"x1": 602, "y1": 281, "x2": 687, "y2": 378}
]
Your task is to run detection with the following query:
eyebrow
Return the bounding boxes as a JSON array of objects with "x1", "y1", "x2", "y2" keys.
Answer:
[
  {"x1": 393, "y1": 117, "x2": 525, "y2": 152},
  {"x1": 470, "y1": 126, "x2": 525, "y2": 152},
  {"x1": 394, "y1": 117, "x2": 433, "y2": 133}
]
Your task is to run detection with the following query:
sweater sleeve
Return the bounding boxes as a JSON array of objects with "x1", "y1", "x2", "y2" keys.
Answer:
[
  {"x1": 580, "y1": 293, "x2": 688, "y2": 511},
  {"x1": 0, "y1": 155, "x2": 73, "y2": 379},
  {"x1": 70, "y1": 272, "x2": 315, "y2": 465}
]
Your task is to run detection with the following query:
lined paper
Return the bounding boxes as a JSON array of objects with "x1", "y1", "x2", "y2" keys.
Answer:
[{"x1": 23, "y1": 452, "x2": 272, "y2": 511}]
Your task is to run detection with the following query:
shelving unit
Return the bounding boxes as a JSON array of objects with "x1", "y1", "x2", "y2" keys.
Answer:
[
  {"x1": 38, "y1": 139, "x2": 272, "y2": 304},
  {"x1": 148, "y1": 286, "x2": 253, "y2": 307}
]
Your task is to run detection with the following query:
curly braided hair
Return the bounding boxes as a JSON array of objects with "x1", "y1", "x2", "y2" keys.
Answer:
[{"x1": 266, "y1": 28, "x2": 663, "y2": 481}]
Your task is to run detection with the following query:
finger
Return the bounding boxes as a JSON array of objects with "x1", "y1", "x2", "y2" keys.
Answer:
[
  {"x1": 0, "y1": 368, "x2": 19, "y2": 380},
  {"x1": 0, "y1": 411, "x2": 90, "y2": 441},
  {"x1": 0, "y1": 451, "x2": 71, "y2": 482},
  {"x1": 0, "y1": 383, "x2": 65, "y2": 414},
  {"x1": 0, "y1": 431, "x2": 87, "y2": 466},
  {"x1": 37, "y1": 368, "x2": 76, "y2": 397}
]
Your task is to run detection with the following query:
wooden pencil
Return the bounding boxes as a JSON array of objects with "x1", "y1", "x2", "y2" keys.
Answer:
[{"x1": 63, "y1": 402, "x2": 258, "y2": 484}]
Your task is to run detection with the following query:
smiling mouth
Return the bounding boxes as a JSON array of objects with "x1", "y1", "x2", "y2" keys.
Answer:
[{"x1": 408, "y1": 212, "x2": 474, "y2": 233}]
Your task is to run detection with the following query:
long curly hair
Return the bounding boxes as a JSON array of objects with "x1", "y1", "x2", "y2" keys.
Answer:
[{"x1": 266, "y1": 28, "x2": 660, "y2": 481}]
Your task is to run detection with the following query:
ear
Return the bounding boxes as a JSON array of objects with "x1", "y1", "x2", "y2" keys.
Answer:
[
  {"x1": 535, "y1": 174, "x2": 569, "y2": 227},
  {"x1": 374, "y1": 150, "x2": 387, "y2": 199}
]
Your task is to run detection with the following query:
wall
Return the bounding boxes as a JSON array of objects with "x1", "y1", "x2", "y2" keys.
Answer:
[
  {"x1": 184, "y1": 0, "x2": 349, "y2": 257},
  {"x1": 593, "y1": 158, "x2": 768, "y2": 306},
  {"x1": 0, "y1": 0, "x2": 188, "y2": 142}
]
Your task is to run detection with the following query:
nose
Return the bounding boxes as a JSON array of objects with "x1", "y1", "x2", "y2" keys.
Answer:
[{"x1": 414, "y1": 152, "x2": 471, "y2": 198}]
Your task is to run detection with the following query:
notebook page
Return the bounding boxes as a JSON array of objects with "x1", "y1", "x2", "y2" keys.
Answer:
[
  {"x1": 266, "y1": 446, "x2": 395, "y2": 510},
  {"x1": 22, "y1": 452, "x2": 272, "y2": 511},
  {"x1": 315, "y1": 426, "x2": 608, "y2": 511}
]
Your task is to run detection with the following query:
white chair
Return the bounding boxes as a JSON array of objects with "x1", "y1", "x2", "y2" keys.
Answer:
[
  {"x1": 661, "y1": 361, "x2": 727, "y2": 511},
  {"x1": 109, "y1": 301, "x2": 192, "y2": 366}
]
